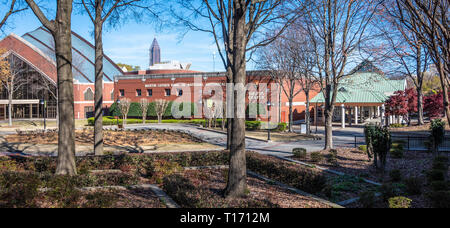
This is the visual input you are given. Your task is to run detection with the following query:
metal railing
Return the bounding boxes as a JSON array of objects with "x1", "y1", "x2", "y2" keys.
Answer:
[{"x1": 353, "y1": 135, "x2": 450, "y2": 152}]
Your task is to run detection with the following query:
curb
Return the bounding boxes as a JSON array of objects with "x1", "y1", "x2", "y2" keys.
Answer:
[{"x1": 184, "y1": 165, "x2": 229, "y2": 170}]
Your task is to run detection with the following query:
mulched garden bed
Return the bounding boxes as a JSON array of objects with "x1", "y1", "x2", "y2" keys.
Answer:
[
  {"x1": 6, "y1": 129, "x2": 203, "y2": 146},
  {"x1": 1, "y1": 187, "x2": 166, "y2": 208},
  {"x1": 289, "y1": 148, "x2": 450, "y2": 208},
  {"x1": 0, "y1": 150, "x2": 378, "y2": 207},
  {"x1": 289, "y1": 148, "x2": 449, "y2": 183},
  {"x1": 163, "y1": 168, "x2": 332, "y2": 208}
]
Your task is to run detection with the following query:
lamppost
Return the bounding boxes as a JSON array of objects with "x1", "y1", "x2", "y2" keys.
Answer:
[
  {"x1": 40, "y1": 99, "x2": 46, "y2": 131},
  {"x1": 267, "y1": 101, "x2": 272, "y2": 142}
]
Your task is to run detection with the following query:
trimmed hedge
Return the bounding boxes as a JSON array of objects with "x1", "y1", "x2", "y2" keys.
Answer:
[{"x1": 109, "y1": 101, "x2": 198, "y2": 118}]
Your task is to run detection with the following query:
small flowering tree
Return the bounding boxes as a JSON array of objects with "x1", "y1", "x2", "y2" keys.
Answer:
[
  {"x1": 385, "y1": 89, "x2": 419, "y2": 125},
  {"x1": 155, "y1": 99, "x2": 169, "y2": 124},
  {"x1": 424, "y1": 91, "x2": 444, "y2": 119},
  {"x1": 118, "y1": 98, "x2": 131, "y2": 127},
  {"x1": 139, "y1": 99, "x2": 150, "y2": 124},
  {"x1": 385, "y1": 90, "x2": 408, "y2": 124}
]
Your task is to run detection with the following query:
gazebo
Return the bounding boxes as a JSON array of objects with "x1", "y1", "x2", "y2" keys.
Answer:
[{"x1": 310, "y1": 61, "x2": 407, "y2": 128}]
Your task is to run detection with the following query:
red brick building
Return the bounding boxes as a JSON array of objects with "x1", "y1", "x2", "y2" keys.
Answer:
[
  {"x1": 0, "y1": 27, "x2": 318, "y2": 123},
  {"x1": 0, "y1": 27, "x2": 120, "y2": 120},
  {"x1": 114, "y1": 71, "x2": 319, "y2": 123}
]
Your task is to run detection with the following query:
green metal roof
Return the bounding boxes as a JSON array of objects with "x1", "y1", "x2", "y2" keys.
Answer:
[{"x1": 310, "y1": 72, "x2": 406, "y2": 104}]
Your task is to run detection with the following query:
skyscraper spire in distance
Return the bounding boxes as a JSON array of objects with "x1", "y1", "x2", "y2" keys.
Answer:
[{"x1": 150, "y1": 38, "x2": 161, "y2": 67}]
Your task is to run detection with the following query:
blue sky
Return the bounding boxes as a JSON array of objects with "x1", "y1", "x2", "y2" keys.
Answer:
[{"x1": 0, "y1": 3, "x2": 234, "y2": 72}]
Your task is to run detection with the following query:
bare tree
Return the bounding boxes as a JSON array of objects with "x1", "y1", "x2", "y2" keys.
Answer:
[
  {"x1": 395, "y1": 0, "x2": 450, "y2": 124},
  {"x1": 258, "y1": 31, "x2": 303, "y2": 132},
  {"x1": 302, "y1": 0, "x2": 380, "y2": 149},
  {"x1": 139, "y1": 98, "x2": 149, "y2": 124},
  {"x1": 118, "y1": 98, "x2": 131, "y2": 126},
  {"x1": 0, "y1": 0, "x2": 28, "y2": 34},
  {"x1": 77, "y1": 0, "x2": 159, "y2": 155},
  {"x1": 170, "y1": 0, "x2": 300, "y2": 152},
  {"x1": 375, "y1": 1, "x2": 432, "y2": 125},
  {"x1": 154, "y1": 99, "x2": 168, "y2": 124},
  {"x1": 0, "y1": 54, "x2": 32, "y2": 126},
  {"x1": 25, "y1": 0, "x2": 77, "y2": 175},
  {"x1": 170, "y1": 0, "x2": 300, "y2": 198}
]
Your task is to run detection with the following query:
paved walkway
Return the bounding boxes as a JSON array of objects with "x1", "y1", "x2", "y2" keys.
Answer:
[{"x1": 123, "y1": 124, "x2": 362, "y2": 157}]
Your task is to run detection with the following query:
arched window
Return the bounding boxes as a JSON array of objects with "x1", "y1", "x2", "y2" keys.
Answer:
[{"x1": 84, "y1": 88, "x2": 94, "y2": 101}]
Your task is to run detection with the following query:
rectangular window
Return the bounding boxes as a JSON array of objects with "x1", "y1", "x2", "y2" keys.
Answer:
[
  {"x1": 136, "y1": 89, "x2": 142, "y2": 97},
  {"x1": 177, "y1": 89, "x2": 183, "y2": 97},
  {"x1": 165, "y1": 89, "x2": 171, "y2": 97},
  {"x1": 119, "y1": 89, "x2": 125, "y2": 97},
  {"x1": 147, "y1": 89, "x2": 153, "y2": 97}
]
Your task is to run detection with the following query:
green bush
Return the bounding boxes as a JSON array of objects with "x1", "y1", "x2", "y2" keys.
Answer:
[
  {"x1": 359, "y1": 191, "x2": 376, "y2": 208},
  {"x1": 0, "y1": 172, "x2": 41, "y2": 208},
  {"x1": 390, "y1": 142, "x2": 404, "y2": 159},
  {"x1": 404, "y1": 177, "x2": 422, "y2": 195},
  {"x1": 246, "y1": 121, "x2": 262, "y2": 131},
  {"x1": 432, "y1": 161, "x2": 448, "y2": 171},
  {"x1": 358, "y1": 145, "x2": 367, "y2": 152},
  {"x1": 388, "y1": 197, "x2": 412, "y2": 208},
  {"x1": 162, "y1": 174, "x2": 200, "y2": 208},
  {"x1": 428, "y1": 170, "x2": 445, "y2": 182},
  {"x1": 379, "y1": 183, "x2": 400, "y2": 201},
  {"x1": 83, "y1": 191, "x2": 117, "y2": 208},
  {"x1": 310, "y1": 152, "x2": 324, "y2": 163},
  {"x1": 434, "y1": 156, "x2": 449, "y2": 164},
  {"x1": 427, "y1": 191, "x2": 450, "y2": 208},
  {"x1": 109, "y1": 101, "x2": 198, "y2": 118},
  {"x1": 389, "y1": 169, "x2": 402, "y2": 182},
  {"x1": 292, "y1": 148, "x2": 307, "y2": 159},
  {"x1": 326, "y1": 149, "x2": 338, "y2": 166},
  {"x1": 389, "y1": 123, "x2": 406, "y2": 128},
  {"x1": 431, "y1": 181, "x2": 448, "y2": 191},
  {"x1": 246, "y1": 152, "x2": 327, "y2": 194},
  {"x1": 275, "y1": 123, "x2": 288, "y2": 132}
]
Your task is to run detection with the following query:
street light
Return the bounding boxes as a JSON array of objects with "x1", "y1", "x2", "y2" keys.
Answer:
[{"x1": 40, "y1": 99, "x2": 46, "y2": 131}]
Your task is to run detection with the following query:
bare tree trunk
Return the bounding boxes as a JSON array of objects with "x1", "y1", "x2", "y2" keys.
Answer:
[
  {"x1": 226, "y1": 66, "x2": 233, "y2": 150},
  {"x1": 417, "y1": 87, "x2": 424, "y2": 125},
  {"x1": 8, "y1": 88, "x2": 12, "y2": 126},
  {"x1": 55, "y1": 0, "x2": 76, "y2": 175},
  {"x1": 324, "y1": 109, "x2": 334, "y2": 149},
  {"x1": 94, "y1": 14, "x2": 104, "y2": 156},
  {"x1": 305, "y1": 91, "x2": 311, "y2": 135},
  {"x1": 288, "y1": 98, "x2": 293, "y2": 132},
  {"x1": 436, "y1": 63, "x2": 450, "y2": 125},
  {"x1": 225, "y1": 2, "x2": 246, "y2": 198},
  {"x1": 222, "y1": 104, "x2": 226, "y2": 131}
]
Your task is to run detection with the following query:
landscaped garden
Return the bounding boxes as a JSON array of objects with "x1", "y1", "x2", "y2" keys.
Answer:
[
  {"x1": 0, "y1": 150, "x2": 383, "y2": 208},
  {"x1": 289, "y1": 120, "x2": 450, "y2": 208},
  {"x1": 0, "y1": 129, "x2": 221, "y2": 155}
]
